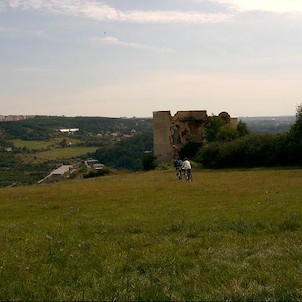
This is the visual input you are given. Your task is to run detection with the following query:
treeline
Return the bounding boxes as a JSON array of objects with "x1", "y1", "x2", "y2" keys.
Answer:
[
  {"x1": 194, "y1": 106, "x2": 302, "y2": 168},
  {"x1": 94, "y1": 131, "x2": 153, "y2": 171},
  {"x1": 0, "y1": 116, "x2": 152, "y2": 141}
]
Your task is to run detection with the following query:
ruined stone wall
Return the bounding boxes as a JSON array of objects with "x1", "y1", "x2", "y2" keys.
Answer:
[
  {"x1": 153, "y1": 110, "x2": 238, "y2": 163},
  {"x1": 153, "y1": 111, "x2": 174, "y2": 163}
]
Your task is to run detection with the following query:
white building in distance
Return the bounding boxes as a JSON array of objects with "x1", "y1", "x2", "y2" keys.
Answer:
[{"x1": 59, "y1": 128, "x2": 79, "y2": 133}]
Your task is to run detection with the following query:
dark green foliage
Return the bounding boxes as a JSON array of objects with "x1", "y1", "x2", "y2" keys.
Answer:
[
  {"x1": 206, "y1": 117, "x2": 248, "y2": 144},
  {"x1": 0, "y1": 158, "x2": 54, "y2": 187},
  {"x1": 195, "y1": 105, "x2": 302, "y2": 168},
  {"x1": 95, "y1": 131, "x2": 153, "y2": 171},
  {"x1": 179, "y1": 142, "x2": 202, "y2": 159},
  {"x1": 0, "y1": 120, "x2": 51, "y2": 140},
  {"x1": 141, "y1": 153, "x2": 157, "y2": 171},
  {"x1": 216, "y1": 123, "x2": 238, "y2": 142},
  {"x1": 0, "y1": 116, "x2": 152, "y2": 141},
  {"x1": 236, "y1": 120, "x2": 250, "y2": 137},
  {"x1": 286, "y1": 105, "x2": 302, "y2": 165},
  {"x1": 195, "y1": 134, "x2": 288, "y2": 168},
  {"x1": 83, "y1": 168, "x2": 110, "y2": 178},
  {"x1": 205, "y1": 115, "x2": 227, "y2": 142}
]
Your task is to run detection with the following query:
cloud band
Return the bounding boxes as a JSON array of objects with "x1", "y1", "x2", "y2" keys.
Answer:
[{"x1": 6, "y1": 0, "x2": 233, "y2": 24}]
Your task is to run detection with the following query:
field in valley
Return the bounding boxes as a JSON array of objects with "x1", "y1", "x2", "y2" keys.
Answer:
[
  {"x1": 0, "y1": 168, "x2": 302, "y2": 301},
  {"x1": 11, "y1": 139, "x2": 97, "y2": 164},
  {"x1": 31, "y1": 146, "x2": 98, "y2": 162}
]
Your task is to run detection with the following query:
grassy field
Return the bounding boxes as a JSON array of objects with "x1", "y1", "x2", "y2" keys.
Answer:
[
  {"x1": 0, "y1": 168, "x2": 302, "y2": 301},
  {"x1": 11, "y1": 139, "x2": 96, "y2": 164},
  {"x1": 17, "y1": 146, "x2": 98, "y2": 164},
  {"x1": 11, "y1": 138, "x2": 82, "y2": 150},
  {"x1": 11, "y1": 139, "x2": 58, "y2": 150},
  {"x1": 33, "y1": 147, "x2": 98, "y2": 160}
]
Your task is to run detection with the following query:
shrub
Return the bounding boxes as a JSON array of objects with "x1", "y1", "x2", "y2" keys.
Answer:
[
  {"x1": 179, "y1": 142, "x2": 202, "y2": 160},
  {"x1": 141, "y1": 153, "x2": 157, "y2": 171},
  {"x1": 83, "y1": 168, "x2": 110, "y2": 179},
  {"x1": 195, "y1": 133, "x2": 289, "y2": 168},
  {"x1": 236, "y1": 120, "x2": 249, "y2": 137},
  {"x1": 286, "y1": 104, "x2": 302, "y2": 165},
  {"x1": 205, "y1": 115, "x2": 227, "y2": 142},
  {"x1": 216, "y1": 124, "x2": 238, "y2": 142}
]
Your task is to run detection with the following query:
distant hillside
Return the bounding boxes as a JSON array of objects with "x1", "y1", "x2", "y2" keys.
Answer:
[
  {"x1": 0, "y1": 115, "x2": 153, "y2": 141},
  {"x1": 240, "y1": 115, "x2": 295, "y2": 133},
  {"x1": 0, "y1": 116, "x2": 153, "y2": 187},
  {"x1": 0, "y1": 115, "x2": 294, "y2": 140}
]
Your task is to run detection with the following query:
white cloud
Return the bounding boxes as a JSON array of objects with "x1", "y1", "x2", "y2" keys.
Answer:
[
  {"x1": 91, "y1": 36, "x2": 172, "y2": 52},
  {"x1": 0, "y1": 26, "x2": 45, "y2": 37},
  {"x1": 116, "y1": 10, "x2": 232, "y2": 24},
  {"x1": 5, "y1": 0, "x2": 233, "y2": 23},
  {"x1": 217, "y1": 0, "x2": 302, "y2": 13}
]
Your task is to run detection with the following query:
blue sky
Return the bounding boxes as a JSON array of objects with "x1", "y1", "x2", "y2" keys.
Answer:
[{"x1": 1, "y1": 0, "x2": 302, "y2": 117}]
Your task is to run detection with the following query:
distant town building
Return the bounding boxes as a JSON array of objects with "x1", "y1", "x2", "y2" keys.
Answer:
[
  {"x1": 85, "y1": 159, "x2": 105, "y2": 170},
  {"x1": 86, "y1": 159, "x2": 99, "y2": 167},
  {"x1": 49, "y1": 165, "x2": 73, "y2": 178},
  {"x1": 37, "y1": 165, "x2": 73, "y2": 184},
  {"x1": 93, "y1": 164, "x2": 105, "y2": 170},
  {"x1": 59, "y1": 128, "x2": 79, "y2": 133},
  {"x1": 0, "y1": 115, "x2": 34, "y2": 122}
]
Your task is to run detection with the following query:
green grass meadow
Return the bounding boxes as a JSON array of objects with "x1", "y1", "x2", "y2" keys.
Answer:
[
  {"x1": 12, "y1": 139, "x2": 54, "y2": 150},
  {"x1": 10, "y1": 139, "x2": 97, "y2": 165},
  {"x1": 0, "y1": 168, "x2": 302, "y2": 301},
  {"x1": 33, "y1": 147, "x2": 98, "y2": 161}
]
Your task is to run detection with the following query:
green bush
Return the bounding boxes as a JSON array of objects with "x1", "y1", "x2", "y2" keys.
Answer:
[
  {"x1": 216, "y1": 124, "x2": 238, "y2": 142},
  {"x1": 195, "y1": 105, "x2": 302, "y2": 168},
  {"x1": 195, "y1": 133, "x2": 288, "y2": 168},
  {"x1": 95, "y1": 131, "x2": 153, "y2": 171},
  {"x1": 286, "y1": 105, "x2": 302, "y2": 165},
  {"x1": 83, "y1": 168, "x2": 110, "y2": 179},
  {"x1": 141, "y1": 153, "x2": 157, "y2": 171}
]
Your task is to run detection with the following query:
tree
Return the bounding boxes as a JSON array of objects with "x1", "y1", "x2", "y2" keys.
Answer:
[
  {"x1": 205, "y1": 116, "x2": 227, "y2": 142},
  {"x1": 142, "y1": 153, "x2": 157, "y2": 171},
  {"x1": 287, "y1": 104, "x2": 302, "y2": 164},
  {"x1": 236, "y1": 120, "x2": 249, "y2": 137},
  {"x1": 216, "y1": 124, "x2": 238, "y2": 142}
]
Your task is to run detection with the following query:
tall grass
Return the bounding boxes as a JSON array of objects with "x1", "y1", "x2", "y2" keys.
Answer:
[{"x1": 0, "y1": 168, "x2": 302, "y2": 300}]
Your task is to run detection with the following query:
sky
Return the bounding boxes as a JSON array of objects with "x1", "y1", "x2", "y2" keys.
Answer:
[{"x1": 1, "y1": 0, "x2": 302, "y2": 118}]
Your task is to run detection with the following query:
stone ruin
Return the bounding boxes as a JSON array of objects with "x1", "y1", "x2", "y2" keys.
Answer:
[{"x1": 153, "y1": 110, "x2": 238, "y2": 162}]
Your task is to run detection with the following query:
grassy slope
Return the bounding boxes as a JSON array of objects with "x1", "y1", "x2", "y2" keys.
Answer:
[{"x1": 0, "y1": 168, "x2": 302, "y2": 300}]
